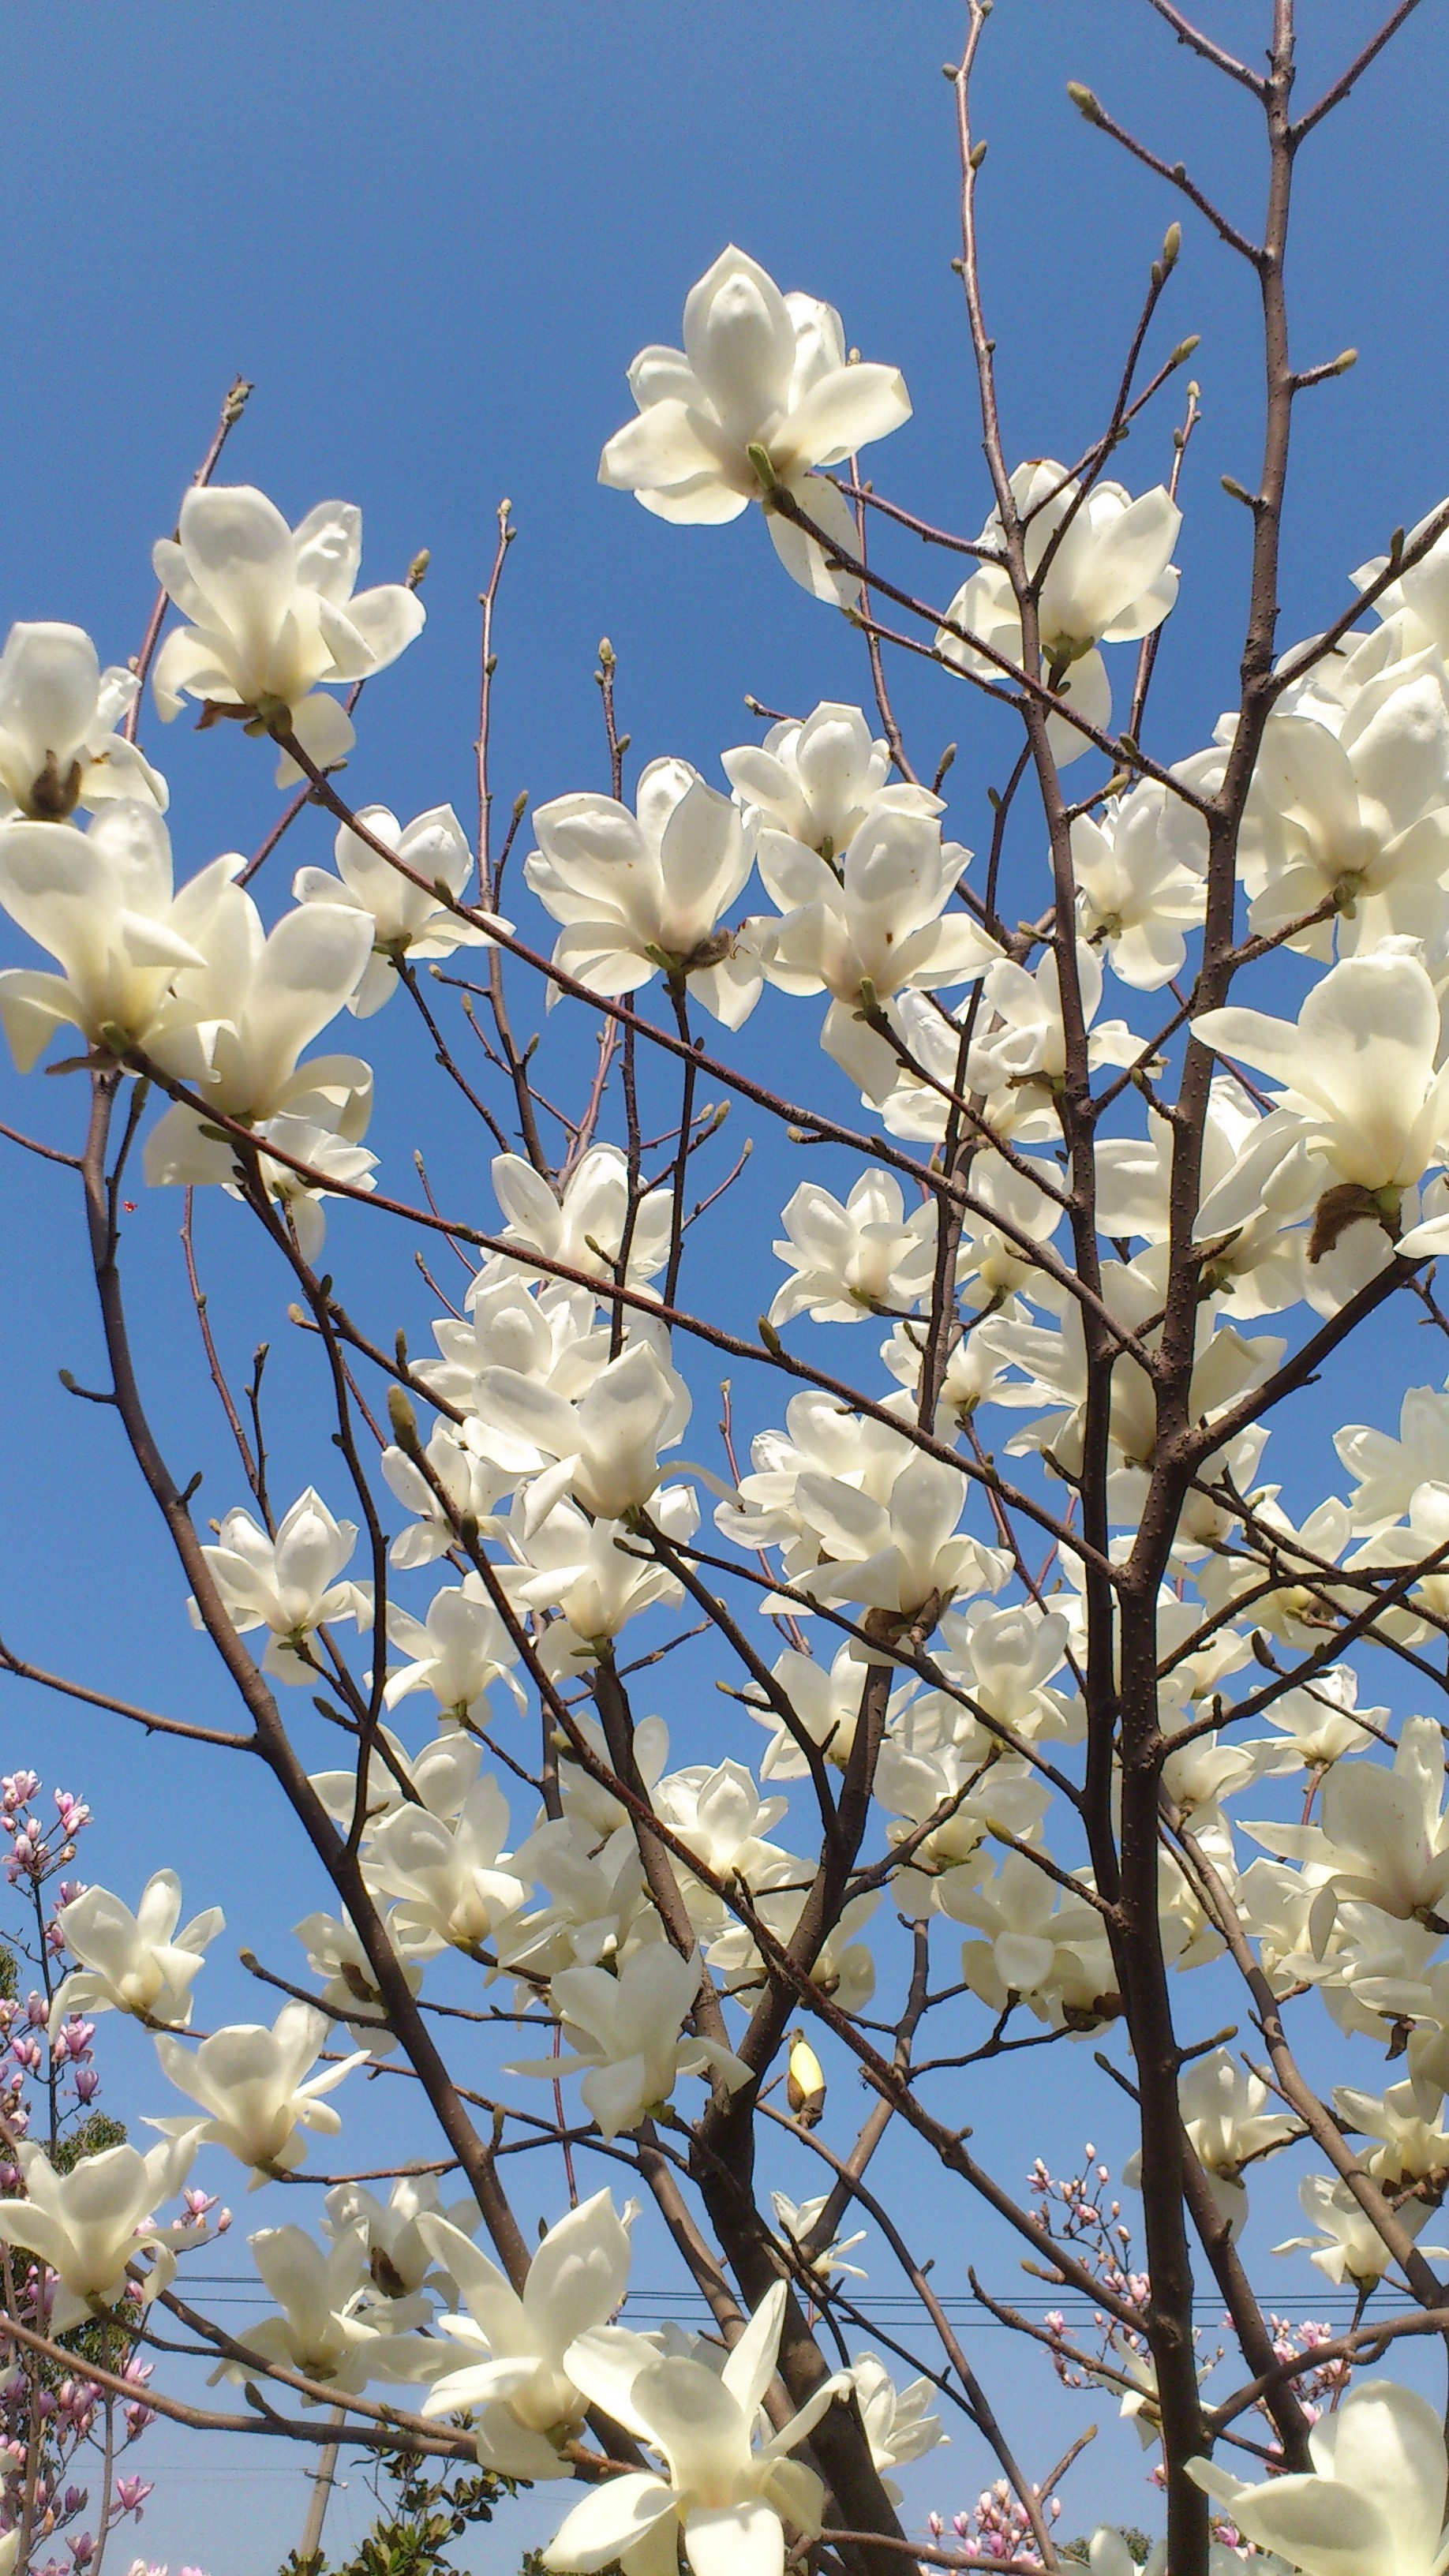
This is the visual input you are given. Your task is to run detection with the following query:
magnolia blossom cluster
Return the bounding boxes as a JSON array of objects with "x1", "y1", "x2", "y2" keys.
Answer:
[{"x1": 11, "y1": 209, "x2": 1449, "y2": 2576}]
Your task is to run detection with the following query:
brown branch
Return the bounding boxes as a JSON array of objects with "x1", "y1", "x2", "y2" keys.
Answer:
[
  {"x1": 122, "y1": 375, "x2": 253, "y2": 741},
  {"x1": 0, "y1": 1634, "x2": 256, "y2": 1752},
  {"x1": 0, "y1": 2308, "x2": 469, "y2": 2461},
  {"x1": 0, "y1": 1117, "x2": 84, "y2": 1171},
  {"x1": 1070, "y1": 92, "x2": 1260, "y2": 263},
  {"x1": 1142, "y1": 0, "x2": 1266, "y2": 95},
  {"x1": 1293, "y1": 0, "x2": 1425, "y2": 141},
  {"x1": 181, "y1": 1187, "x2": 260, "y2": 1500}
]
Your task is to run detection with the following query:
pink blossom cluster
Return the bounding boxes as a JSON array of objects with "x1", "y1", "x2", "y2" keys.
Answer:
[
  {"x1": 928, "y1": 2481, "x2": 1062, "y2": 2567},
  {"x1": 0, "y1": 1769, "x2": 174, "y2": 2576},
  {"x1": 2, "y1": 1780, "x2": 90, "y2": 1888}
]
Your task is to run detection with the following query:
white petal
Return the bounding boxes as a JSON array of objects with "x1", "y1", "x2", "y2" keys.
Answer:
[
  {"x1": 0, "y1": 623, "x2": 99, "y2": 780},
  {"x1": 274, "y1": 692, "x2": 357, "y2": 787},
  {"x1": 768, "y1": 475, "x2": 862, "y2": 606},
  {"x1": 684, "y1": 2503, "x2": 784, "y2": 2576},
  {"x1": 683, "y1": 246, "x2": 796, "y2": 440},
  {"x1": 772, "y1": 365, "x2": 911, "y2": 475},
  {"x1": 544, "y1": 2474, "x2": 676, "y2": 2575},
  {"x1": 323, "y1": 584, "x2": 425, "y2": 681},
  {"x1": 291, "y1": 502, "x2": 363, "y2": 604},
  {"x1": 721, "y1": 2280, "x2": 785, "y2": 2420},
  {"x1": 1310, "y1": 2380, "x2": 1449, "y2": 2572},
  {"x1": 599, "y1": 404, "x2": 742, "y2": 501},
  {"x1": 175, "y1": 485, "x2": 296, "y2": 666}
]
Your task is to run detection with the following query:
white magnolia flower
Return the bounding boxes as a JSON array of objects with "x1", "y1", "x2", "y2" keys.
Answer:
[
  {"x1": 1247, "y1": 1716, "x2": 1449, "y2": 1926},
  {"x1": 152, "y1": 2000, "x2": 365, "y2": 2179},
  {"x1": 769, "y1": 1169, "x2": 937, "y2": 1324},
  {"x1": 1368, "y1": 500, "x2": 1449, "y2": 657},
  {"x1": 240, "y1": 1110, "x2": 378, "y2": 1263},
  {"x1": 876, "y1": 1717, "x2": 1051, "y2": 1892},
  {"x1": 938, "y1": 1598, "x2": 1080, "y2": 1745},
  {"x1": 653, "y1": 1759, "x2": 791, "y2": 1890},
  {"x1": 1161, "y1": 1726, "x2": 1281, "y2": 1821},
  {"x1": 758, "y1": 803, "x2": 993, "y2": 1099},
  {"x1": 1101, "y1": 1082, "x2": 1262, "y2": 1247},
  {"x1": 151, "y1": 485, "x2": 425, "y2": 782},
  {"x1": 50, "y1": 1869, "x2": 223, "y2": 2033},
  {"x1": 965, "y1": 942, "x2": 1140, "y2": 1099},
  {"x1": 143, "y1": 881, "x2": 373, "y2": 1185},
  {"x1": 749, "y1": 1642, "x2": 878, "y2": 1779},
  {"x1": 547, "y1": 2278, "x2": 848, "y2": 2576},
  {"x1": 877, "y1": 988, "x2": 1058, "y2": 1150},
  {"x1": 936, "y1": 1157, "x2": 1065, "y2": 1320},
  {"x1": 1194, "y1": 1489, "x2": 1356, "y2": 1649},
  {"x1": 527, "y1": 758, "x2": 760, "y2": 1026},
  {"x1": 1331, "y1": 2076, "x2": 1449, "y2": 2185},
  {"x1": 944, "y1": 1851, "x2": 1110, "y2": 2027},
  {"x1": 1195, "y1": 942, "x2": 1449, "y2": 1200},
  {"x1": 325, "y1": 2172, "x2": 479, "y2": 2303},
  {"x1": 309, "y1": 1722, "x2": 485, "y2": 1843},
  {"x1": 1336, "y1": 1378, "x2": 1449, "y2": 1531},
  {"x1": 1275, "y1": 2171, "x2": 1449, "y2": 2287},
  {"x1": 379, "y1": 1425, "x2": 514, "y2": 1569},
  {"x1": 1232, "y1": 679, "x2": 1449, "y2": 958},
  {"x1": 0, "y1": 621, "x2": 166, "y2": 818},
  {"x1": 1346, "y1": 1477, "x2": 1449, "y2": 1631},
  {"x1": 979, "y1": 1252, "x2": 1281, "y2": 1481},
  {"x1": 0, "y1": 2134, "x2": 197, "y2": 2332},
  {"x1": 769, "y1": 2192, "x2": 867, "y2": 2289},
  {"x1": 1178, "y1": 2050, "x2": 1300, "y2": 2195},
  {"x1": 507, "y1": 1812, "x2": 650, "y2": 1980},
  {"x1": 599, "y1": 243, "x2": 911, "y2": 601},
  {"x1": 723, "y1": 702, "x2": 942, "y2": 859},
  {"x1": 489, "y1": 1146, "x2": 672, "y2": 1291},
  {"x1": 1235, "y1": 1854, "x2": 1338, "y2": 2000},
  {"x1": 292, "y1": 1906, "x2": 424, "y2": 2057},
  {"x1": 1085, "y1": 2528, "x2": 1255, "y2": 2576},
  {"x1": 796, "y1": 1450, "x2": 987, "y2": 1624},
  {"x1": 191, "y1": 1486, "x2": 373, "y2": 1684},
  {"x1": 1254, "y1": 1668, "x2": 1386, "y2": 1769},
  {"x1": 716, "y1": 1388, "x2": 959, "y2": 1590},
  {"x1": 1123, "y1": 2049, "x2": 1297, "y2": 2236},
  {"x1": 227, "y1": 2223, "x2": 429, "y2": 2394},
  {"x1": 851, "y1": 2353, "x2": 945, "y2": 2500},
  {"x1": 496, "y1": 1485, "x2": 698, "y2": 1672},
  {"x1": 1335, "y1": 1911, "x2": 1449, "y2": 2062},
  {"x1": 383, "y1": 1576, "x2": 523, "y2": 1723},
  {"x1": 1103, "y1": 1084, "x2": 1315, "y2": 1322},
  {"x1": 1189, "y1": 2379, "x2": 1449, "y2": 2576},
  {"x1": 0, "y1": 801, "x2": 239, "y2": 1072},
  {"x1": 421, "y1": 1274, "x2": 606, "y2": 1417},
  {"x1": 711, "y1": 1882, "x2": 878, "y2": 2017},
  {"x1": 476, "y1": 1338, "x2": 691, "y2": 1524},
  {"x1": 513, "y1": 1943, "x2": 749, "y2": 2141},
  {"x1": 294, "y1": 803, "x2": 500, "y2": 1013},
  {"x1": 937, "y1": 459, "x2": 1181, "y2": 760},
  {"x1": 362, "y1": 1773, "x2": 530, "y2": 1958},
  {"x1": 418, "y1": 2192, "x2": 634, "y2": 2479},
  {"x1": 1071, "y1": 788, "x2": 1204, "y2": 989}
]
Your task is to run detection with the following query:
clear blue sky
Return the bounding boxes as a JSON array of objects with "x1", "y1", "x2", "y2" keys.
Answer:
[{"x1": 1, "y1": 4, "x2": 1446, "y2": 2567}]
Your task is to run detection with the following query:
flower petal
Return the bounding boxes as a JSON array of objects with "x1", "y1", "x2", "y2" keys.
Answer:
[
  {"x1": 772, "y1": 364, "x2": 912, "y2": 476},
  {"x1": 544, "y1": 2473, "x2": 677, "y2": 2575},
  {"x1": 684, "y1": 2503, "x2": 784, "y2": 2576}
]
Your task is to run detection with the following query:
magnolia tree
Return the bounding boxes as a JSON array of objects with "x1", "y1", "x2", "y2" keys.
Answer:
[{"x1": 6, "y1": 7, "x2": 1449, "y2": 2576}]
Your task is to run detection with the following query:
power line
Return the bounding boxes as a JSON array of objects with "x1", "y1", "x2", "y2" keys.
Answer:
[{"x1": 173, "y1": 2275, "x2": 1369, "y2": 2325}]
